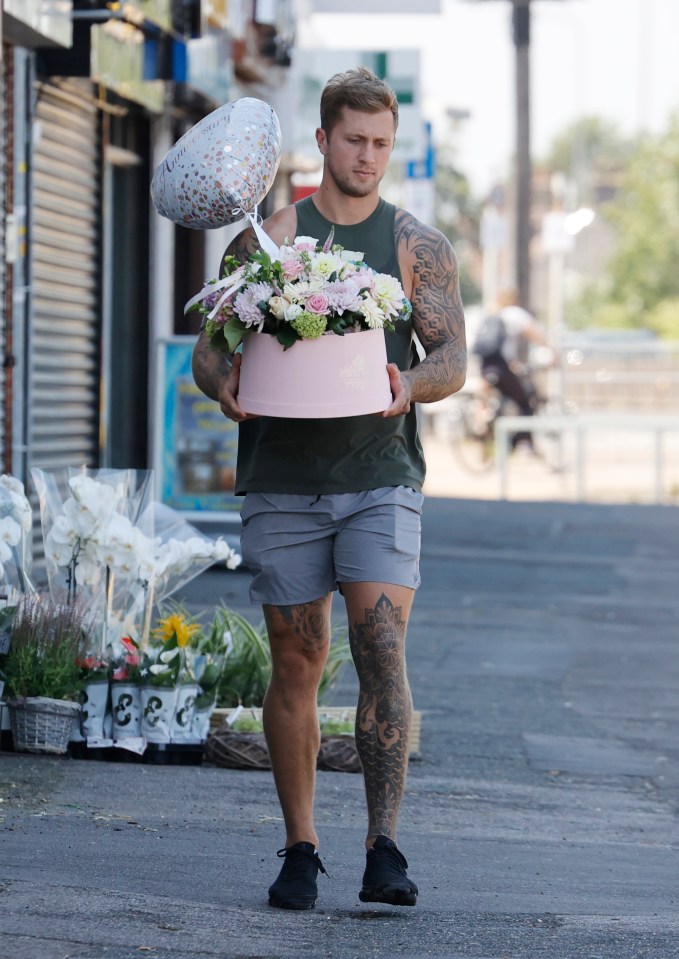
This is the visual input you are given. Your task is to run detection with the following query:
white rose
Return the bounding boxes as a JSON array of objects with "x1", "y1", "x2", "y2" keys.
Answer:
[
  {"x1": 268, "y1": 295, "x2": 289, "y2": 320},
  {"x1": 284, "y1": 303, "x2": 303, "y2": 323}
]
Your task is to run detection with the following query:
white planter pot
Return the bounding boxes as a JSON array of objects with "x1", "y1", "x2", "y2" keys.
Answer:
[
  {"x1": 170, "y1": 683, "x2": 200, "y2": 743},
  {"x1": 111, "y1": 682, "x2": 142, "y2": 739},
  {"x1": 80, "y1": 680, "x2": 110, "y2": 741},
  {"x1": 141, "y1": 685, "x2": 178, "y2": 744}
]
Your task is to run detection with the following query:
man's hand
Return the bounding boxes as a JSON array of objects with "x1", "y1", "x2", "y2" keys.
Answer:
[
  {"x1": 217, "y1": 353, "x2": 258, "y2": 422},
  {"x1": 382, "y1": 363, "x2": 412, "y2": 417}
]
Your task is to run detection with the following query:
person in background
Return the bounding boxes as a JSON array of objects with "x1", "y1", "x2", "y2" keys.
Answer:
[
  {"x1": 192, "y1": 67, "x2": 466, "y2": 911},
  {"x1": 473, "y1": 288, "x2": 553, "y2": 450}
]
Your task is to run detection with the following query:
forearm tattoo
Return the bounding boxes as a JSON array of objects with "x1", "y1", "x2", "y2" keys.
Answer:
[
  {"x1": 191, "y1": 332, "x2": 231, "y2": 401},
  {"x1": 349, "y1": 593, "x2": 412, "y2": 840},
  {"x1": 395, "y1": 208, "x2": 467, "y2": 401}
]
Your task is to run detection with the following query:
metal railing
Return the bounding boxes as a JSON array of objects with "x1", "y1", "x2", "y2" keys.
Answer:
[{"x1": 495, "y1": 413, "x2": 679, "y2": 503}]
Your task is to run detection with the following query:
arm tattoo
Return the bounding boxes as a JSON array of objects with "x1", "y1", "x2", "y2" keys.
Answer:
[
  {"x1": 395, "y1": 208, "x2": 467, "y2": 402},
  {"x1": 349, "y1": 593, "x2": 412, "y2": 840},
  {"x1": 222, "y1": 227, "x2": 260, "y2": 275},
  {"x1": 191, "y1": 331, "x2": 232, "y2": 402},
  {"x1": 191, "y1": 227, "x2": 260, "y2": 400}
]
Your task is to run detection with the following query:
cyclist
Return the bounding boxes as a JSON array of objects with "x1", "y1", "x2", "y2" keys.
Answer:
[{"x1": 473, "y1": 289, "x2": 553, "y2": 451}]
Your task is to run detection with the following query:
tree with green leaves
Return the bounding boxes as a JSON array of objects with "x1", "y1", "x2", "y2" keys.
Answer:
[{"x1": 567, "y1": 115, "x2": 679, "y2": 337}]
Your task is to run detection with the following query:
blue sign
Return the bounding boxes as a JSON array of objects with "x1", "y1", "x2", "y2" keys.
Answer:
[
  {"x1": 405, "y1": 121, "x2": 436, "y2": 179},
  {"x1": 155, "y1": 337, "x2": 241, "y2": 518}
]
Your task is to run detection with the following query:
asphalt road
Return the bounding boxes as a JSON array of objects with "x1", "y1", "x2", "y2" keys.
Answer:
[{"x1": 1, "y1": 496, "x2": 678, "y2": 958}]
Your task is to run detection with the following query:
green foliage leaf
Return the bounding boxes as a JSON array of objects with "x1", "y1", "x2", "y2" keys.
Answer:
[
  {"x1": 275, "y1": 325, "x2": 299, "y2": 351},
  {"x1": 222, "y1": 318, "x2": 246, "y2": 353}
]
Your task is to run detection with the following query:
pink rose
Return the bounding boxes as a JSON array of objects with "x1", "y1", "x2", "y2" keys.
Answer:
[
  {"x1": 281, "y1": 258, "x2": 305, "y2": 281},
  {"x1": 305, "y1": 292, "x2": 330, "y2": 315}
]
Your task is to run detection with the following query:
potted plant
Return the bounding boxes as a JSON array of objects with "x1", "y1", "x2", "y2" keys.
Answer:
[{"x1": 3, "y1": 593, "x2": 88, "y2": 754}]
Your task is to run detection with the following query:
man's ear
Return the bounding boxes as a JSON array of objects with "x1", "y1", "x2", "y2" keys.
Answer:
[{"x1": 316, "y1": 127, "x2": 328, "y2": 155}]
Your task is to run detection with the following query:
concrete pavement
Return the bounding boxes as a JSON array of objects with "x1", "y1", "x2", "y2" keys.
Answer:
[{"x1": 1, "y1": 495, "x2": 679, "y2": 958}]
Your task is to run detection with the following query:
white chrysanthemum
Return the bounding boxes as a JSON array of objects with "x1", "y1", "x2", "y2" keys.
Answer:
[
  {"x1": 283, "y1": 277, "x2": 324, "y2": 301},
  {"x1": 372, "y1": 273, "x2": 406, "y2": 317},
  {"x1": 308, "y1": 251, "x2": 344, "y2": 280},
  {"x1": 359, "y1": 296, "x2": 386, "y2": 329}
]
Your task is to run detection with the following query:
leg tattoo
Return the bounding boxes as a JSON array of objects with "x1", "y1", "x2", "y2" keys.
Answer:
[
  {"x1": 349, "y1": 593, "x2": 412, "y2": 840},
  {"x1": 273, "y1": 600, "x2": 330, "y2": 655}
]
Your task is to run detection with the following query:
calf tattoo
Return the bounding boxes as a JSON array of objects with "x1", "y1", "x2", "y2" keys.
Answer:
[{"x1": 349, "y1": 593, "x2": 413, "y2": 839}]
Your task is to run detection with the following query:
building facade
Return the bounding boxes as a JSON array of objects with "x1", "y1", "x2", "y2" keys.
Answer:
[{"x1": 0, "y1": 0, "x2": 296, "y2": 518}]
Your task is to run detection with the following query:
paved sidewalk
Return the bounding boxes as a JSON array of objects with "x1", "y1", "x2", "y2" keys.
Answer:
[{"x1": 2, "y1": 496, "x2": 679, "y2": 958}]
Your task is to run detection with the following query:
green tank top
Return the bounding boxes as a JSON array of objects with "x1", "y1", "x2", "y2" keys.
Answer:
[{"x1": 234, "y1": 196, "x2": 425, "y2": 495}]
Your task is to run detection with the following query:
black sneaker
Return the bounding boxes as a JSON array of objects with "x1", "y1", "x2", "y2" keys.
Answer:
[
  {"x1": 268, "y1": 841, "x2": 327, "y2": 910},
  {"x1": 359, "y1": 836, "x2": 418, "y2": 906}
]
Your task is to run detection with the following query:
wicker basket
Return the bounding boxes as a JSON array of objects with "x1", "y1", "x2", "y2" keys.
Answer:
[
  {"x1": 317, "y1": 735, "x2": 362, "y2": 773},
  {"x1": 8, "y1": 697, "x2": 81, "y2": 755},
  {"x1": 205, "y1": 728, "x2": 271, "y2": 770},
  {"x1": 204, "y1": 727, "x2": 362, "y2": 773}
]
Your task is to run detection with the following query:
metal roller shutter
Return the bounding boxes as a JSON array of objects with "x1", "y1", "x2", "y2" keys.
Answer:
[
  {"x1": 28, "y1": 81, "x2": 101, "y2": 474},
  {"x1": 0, "y1": 51, "x2": 7, "y2": 469}
]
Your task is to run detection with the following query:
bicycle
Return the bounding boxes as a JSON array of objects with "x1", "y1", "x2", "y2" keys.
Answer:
[{"x1": 446, "y1": 367, "x2": 567, "y2": 474}]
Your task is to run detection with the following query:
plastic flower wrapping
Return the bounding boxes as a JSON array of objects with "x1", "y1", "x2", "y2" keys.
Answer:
[
  {"x1": 26, "y1": 468, "x2": 240, "y2": 745},
  {"x1": 0, "y1": 474, "x2": 34, "y2": 598},
  {"x1": 186, "y1": 229, "x2": 412, "y2": 353}
]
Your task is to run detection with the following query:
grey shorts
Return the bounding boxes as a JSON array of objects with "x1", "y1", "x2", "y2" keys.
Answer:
[{"x1": 240, "y1": 486, "x2": 424, "y2": 606}]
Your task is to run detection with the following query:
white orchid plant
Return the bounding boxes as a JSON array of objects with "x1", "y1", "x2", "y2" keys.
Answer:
[
  {"x1": 0, "y1": 474, "x2": 34, "y2": 597},
  {"x1": 31, "y1": 466, "x2": 241, "y2": 672}
]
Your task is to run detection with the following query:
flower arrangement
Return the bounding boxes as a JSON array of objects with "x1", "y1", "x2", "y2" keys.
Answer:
[{"x1": 189, "y1": 230, "x2": 412, "y2": 352}]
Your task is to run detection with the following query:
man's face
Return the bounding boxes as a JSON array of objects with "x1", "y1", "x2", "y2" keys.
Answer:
[{"x1": 317, "y1": 107, "x2": 395, "y2": 198}]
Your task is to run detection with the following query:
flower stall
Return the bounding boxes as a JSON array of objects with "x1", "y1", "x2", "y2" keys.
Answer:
[{"x1": 0, "y1": 466, "x2": 241, "y2": 760}]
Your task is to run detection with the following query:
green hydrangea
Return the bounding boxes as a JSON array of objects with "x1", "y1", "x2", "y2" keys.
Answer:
[{"x1": 290, "y1": 311, "x2": 327, "y2": 339}]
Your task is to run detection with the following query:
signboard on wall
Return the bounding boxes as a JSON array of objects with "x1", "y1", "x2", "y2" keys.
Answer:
[{"x1": 154, "y1": 337, "x2": 241, "y2": 521}]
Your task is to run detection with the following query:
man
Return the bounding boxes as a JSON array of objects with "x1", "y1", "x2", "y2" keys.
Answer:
[
  {"x1": 192, "y1": 67, "x2": 466, "y2": 910},
  {"x1": 474, "y1": 289, "x2": 553, "y2": 450}
]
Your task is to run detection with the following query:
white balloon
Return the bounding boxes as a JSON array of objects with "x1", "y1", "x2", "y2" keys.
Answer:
[{"x1": 151, "y1": 97, "x2": 282, "y2": 230}]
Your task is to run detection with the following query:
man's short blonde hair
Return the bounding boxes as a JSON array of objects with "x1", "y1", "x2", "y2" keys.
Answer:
[{"x1": 320, "y1": 67, "x2": 399, "y2": 136}]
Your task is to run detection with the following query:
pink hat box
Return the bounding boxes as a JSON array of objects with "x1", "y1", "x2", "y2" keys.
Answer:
[{"x1": 237, "y1": 328, "x2": 392, "y2": 418}]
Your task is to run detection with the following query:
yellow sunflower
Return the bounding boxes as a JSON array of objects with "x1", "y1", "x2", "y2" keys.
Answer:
[{"x1": 152, "y1": 612, "x2": 200, "y2": 648}]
